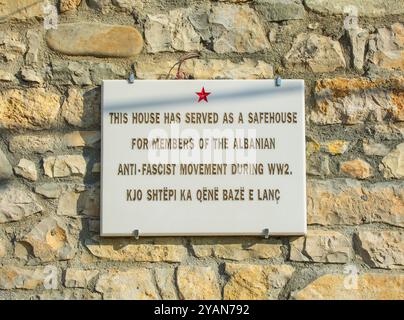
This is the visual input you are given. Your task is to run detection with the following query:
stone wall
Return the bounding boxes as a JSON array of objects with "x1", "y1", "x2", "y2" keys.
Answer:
[{"x1": 0, "y1": 0, "x2": 403, "y2": 300}]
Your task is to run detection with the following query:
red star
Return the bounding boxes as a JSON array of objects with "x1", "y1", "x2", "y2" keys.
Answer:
[{"x1": 196, "y1": 87, "x2": 211, "y2": 103}]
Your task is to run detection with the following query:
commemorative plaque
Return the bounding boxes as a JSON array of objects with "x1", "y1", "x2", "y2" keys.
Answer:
[{"x1": 101, "y1": 80, "x2": 306, "y2": 236}]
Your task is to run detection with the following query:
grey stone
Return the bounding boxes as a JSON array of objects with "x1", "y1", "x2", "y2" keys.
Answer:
[
  {"x1": 210, "y1": 3, "x2": 269, "y2": 53},
  {"x1": 304, "y1": 0, "x2": 404, "y2": 17},
  {"x1": 0, "y1": 149, "x2": 13, "y2": 180},
  {"x1": 21, "y1": 68, "x2": 43, "y2": 84},
  {"x1": 0, "y1": 184, "x2": 42, "y2": 223},
  {"x1": 255, "y1": 0, "x2": 305, "y2": 21},
  {"x1": 35, "y1": 183, "x2": 62, "y2": 199},
  {"x1": 90, "y1": 63, "x2": 126, "y2": 85},
  {"x1": 367, "y1": 23, "x2": 404, "y2": 71},
  {"x1": 26, "y1": 30, "x2": 40, "y2": 65},
  {"x1": 43, "y1": 155, "x2": 87, "y2": 178},
  {"x1": 347, "y1": 28, "x2": 369, "y2": 71},
  {"x1": 51, "y1": 61, "x2": 92, "y2": 86},
  {"x1": 284, "y1": 33, "x2": 346, "y2": 72},
  {"x1": 14, "y1": 158, "x2": 37, "y2": 181}
]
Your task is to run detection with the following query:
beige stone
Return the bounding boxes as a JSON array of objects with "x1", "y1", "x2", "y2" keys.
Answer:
[
  {"x1": 0, "y1": 266, "x2": 48, "y2": 290},
  {"x1": 192, "y1": 238, "x2": 283, "y2": 261},
  {"x1": 135, "y1": 57, "x2": 274, "y2": 79},
  {"x1": 363, "y1": 139, "x2": 390, "y2": 156},
  {"x1": 85, "y1": 236, "x2": 188, "y2": 262},
  {"x1": 340, "y1": 159, "x2": 372, "y2": 179},
  {"x1": 47, "y1": 23, "x2": 143, "y2": 57},
  {"x1": 0, "y1": 239, "x2": 7, "y2": 258},
  {"x1": 61, "y1": 88, "x2": 100, "y2": 128},
  {"x1": 177, "y1": 266, "x2": 221, "y2": 300},
  {"x1": 145, "y1": 9, "x2": 202, "y2": 53},
  {"x1": 0, "y1": 0, "x2": 43, "y2": 21},
  {"x1": 96, "y1": 269, "x2": 159, "y2": 299},
  {"x1": 0, "y1": 88, "x2": 61, "y2": 130},
  {"x1": 154, "y1": 268, "x2": 178, "y2": 300},
  {"x1": 63, "y1": 131, "x2": 101, "y2": 148},
  {"x1": 311, "y1": 78, "x2": 404, "y2": 124},
  {"x1": 307, "y1": 179, "x2": 404, "y2": 227},
  {"x1": 0, "y1": 184, "x2": 42, "y2": 223},
  {"x1": 57, "y1": 191, "x2": 80, "y2": 216},
  {"x1": 65, "y1": 268, "x2": 99, "y2": 288},
  {"x1": 0, "y1": 70, "x2": 15, "y2": 82},
  {"x1": 210, "y1": 4, "x2": 269, "y2": 53},
  {"x1": 35, "y1": 183, "x2": 62, "y2": 199},
  {"x1": 23, "y1": 217, "x2": 76, "y2": 262},
  {"x1": 224, "y1": 264, "x2": 294, "y2": 299},
  {"x1": 43, "y1": 155, "x2": 87, "y2": 178},
  {"x1": 20, "y1": 68, "x2": 43, "y2": 83},
  {"x1": 14, "y1": 158, "x2": 37, "y2": 181},
  {"x1": 0, "y1": 31, "x2": 26, "y2": 54},
  {"x1": 368, "y1": 23, "x2": 404, "y2": 70},
  {"x1": 9, "y1": 134, "x2": 61, "y2": 154},
  {"x1": 60, "y1": 0, "x2": 81, "y2": 12},
  {"x1": 355, "y1": 230, "x2": 404, "y2": 269},
  {"x1": 285, "y1": 33, "x2": 346, "y2": 72},
  {"x1": 305, "y1": 0, "x2": 404, "y2": 17},
  {"x1": 290, "y1": 230, "x2": 350, "y2": 263},
  {"x1": 379, "y1": 143, "x2": 404, "y2": 179},
  {"x1": 293, "y1": 273, "x2": 404, "y2": 300}
]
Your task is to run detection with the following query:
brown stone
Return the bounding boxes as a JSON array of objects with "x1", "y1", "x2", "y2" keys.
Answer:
[
  {"x1": 191, "y1": 238, "x2": 283, "y2": 261},
  {"x1": 340, "y1": 159, "x2": 372, "y2": 179},
  {"x1": 60, "y1": 0, "x2": 81, "y2": 12},
  {"x1": 293, "y1": 273, "x2": 404, "y2": 300},
  {"x1": 322, "y1": 140, "x2": 349, "y2": 155},
  {"x1": 46, "y1": 23, "x2": 143, "y2": 57},
  {"x1": 224, "y1": 264, "x2": 294, "y2": 299},
  {"x1": 311, "y1": 78, "x2": 404, "y2": 124},
  {"x1": 0, "y1": 88, "x2": 61, "y2": 130},
  {"x1": 176, "y1": 266, "x2": 221, "y2": 300},
  {"x1": 85, "y1": 236, "x2": 187, "y2": 262}
]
